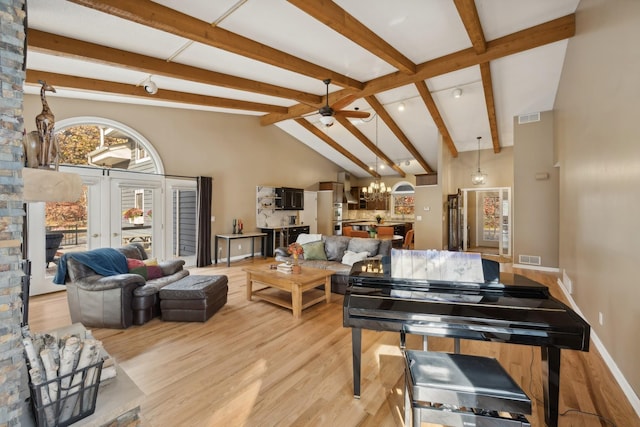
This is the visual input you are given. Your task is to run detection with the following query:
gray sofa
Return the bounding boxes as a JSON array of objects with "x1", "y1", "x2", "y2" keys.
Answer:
[
  {"x1": 274, "y1": 235, "x2": 392, "y2": 294},
  {"x1": 63, "y1": 243, "x2": 189, "y2": 328}
]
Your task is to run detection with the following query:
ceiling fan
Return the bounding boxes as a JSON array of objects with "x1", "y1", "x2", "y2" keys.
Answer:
[{"x1": 317, "y1": 79, "x2": 370, "y2": 127}]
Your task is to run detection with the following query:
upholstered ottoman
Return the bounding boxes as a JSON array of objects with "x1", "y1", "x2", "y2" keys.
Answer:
[{"x1": 159, "y1": 275, "x2": 228, "y2": 322}]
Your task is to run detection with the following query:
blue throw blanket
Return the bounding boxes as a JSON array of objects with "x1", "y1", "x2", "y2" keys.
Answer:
[{"x1": 53, "y1": 248, "x2": 129, "y2": 285}]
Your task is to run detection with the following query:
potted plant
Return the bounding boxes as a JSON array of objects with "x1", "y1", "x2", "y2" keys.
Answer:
[
  {"x1": 375, "y1": 214, "x2": 383, "y2": 224},
  {"x1": 123, "y1": 207, "x2": 144, "y2": 224}
]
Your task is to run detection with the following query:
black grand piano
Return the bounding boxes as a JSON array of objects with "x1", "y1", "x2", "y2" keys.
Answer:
[{"x1": 344, "y1": 257, "x2": 590, "y2": 427}]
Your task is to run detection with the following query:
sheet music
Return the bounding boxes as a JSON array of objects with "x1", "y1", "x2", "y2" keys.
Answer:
[{"x1": 391, "y1": 249, "x2": 484, "y2": 283}]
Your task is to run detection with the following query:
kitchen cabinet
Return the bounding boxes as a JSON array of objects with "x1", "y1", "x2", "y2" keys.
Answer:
[
  {"x1": 366, "y1": 198, "x2": 388, "y2": 211},
  {"x1": 275, "y1": 187, "x2": 304, "y2": 210},
  {"x1": 260, "y1": 225, "x2": 310, "y2": 256},
  {"x1": 350, "y1": 186, "x2": 366, "y2": 210},
  {"x1": 286, "y1": 225, "x2": 310, "y2": 245}
]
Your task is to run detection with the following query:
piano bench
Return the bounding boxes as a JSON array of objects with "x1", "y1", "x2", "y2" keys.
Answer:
[{"x1": 403, "y1": 351, "x2": 531, "y2": 427}]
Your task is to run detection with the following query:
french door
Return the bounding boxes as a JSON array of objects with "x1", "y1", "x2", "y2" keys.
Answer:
[
  {"x1": 461, "y1": 187, "x2": 511, "y2": 257},
  {"x1": 28, "y1": 167, "x2": 164, "y2": 295}
]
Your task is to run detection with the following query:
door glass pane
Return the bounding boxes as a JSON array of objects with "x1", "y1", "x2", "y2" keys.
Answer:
[
  {"x1": 121, "y1": 187, "x2": 153, "y2": 254},
  {"x1": 44, "y1": 186, "x2": 88, "y2": 278},
  {"x1": 481, "y1": 193, "x2": 500, "y2": 243}
]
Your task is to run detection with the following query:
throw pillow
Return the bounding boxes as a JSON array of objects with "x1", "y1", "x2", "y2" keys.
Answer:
[
  {"x1": 302, "y1": 240, "x2": 328, "y2": 260},
  {"x1": 143, "y1": 258, "x2": 158, "y2": 266},
  {"x1": 127, "y1": 258, "x2": 148, "y2": 279},
  {"x1": 127, "y1": 258, "x2": 145, "y2": 269},
  {"x1": 146, "y1": 265, "x2": 163, "y2": 280},
  {"x1": 324, "y1": 236, "x2": 351, "y2": 261},
  {"x1": 296, "y1": 233, "x2": 322, "y2": 245},
  {"x1": 342, "y1": 250, "x2": 369, "y2": 266},
  {"x1": 347, "y1": 238, "x2": 380, "y2": 257}
]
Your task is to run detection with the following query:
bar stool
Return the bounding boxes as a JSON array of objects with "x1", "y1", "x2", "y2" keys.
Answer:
[{"x1": 404, "y1": 350, "x2": 531, "y2": 427}]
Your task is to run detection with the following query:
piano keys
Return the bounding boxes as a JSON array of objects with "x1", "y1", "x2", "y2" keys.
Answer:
[{"x1": 343, "y1": 258, "x2": 590, "y2": 427}]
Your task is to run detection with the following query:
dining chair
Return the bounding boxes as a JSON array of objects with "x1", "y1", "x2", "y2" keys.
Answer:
[
  {"x1": 377, "y1": 226, "x2": 394, "y2": 236},
  {"x1": 343, "y1": 226, "x2": 353, "y2": 237},
  {"x1": 351, "y1": 230, "x2": 369, "y2": 238},
  {"x1": 403, "y1": 229, "x2": 414, "y2": 249}
]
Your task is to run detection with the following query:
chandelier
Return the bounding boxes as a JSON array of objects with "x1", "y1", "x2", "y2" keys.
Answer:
[
  {"x1": 471, "y1": 136, "x2": 487, "y2": 185},
  {"x1": 362, "y1": 115, "x2": 390, "y2": 202},
  {"x1": 362, "y1": 179, "x2": 390, "y2": 202}
]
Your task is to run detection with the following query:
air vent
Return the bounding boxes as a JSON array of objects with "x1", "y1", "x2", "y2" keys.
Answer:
[
  {"x1": 518, "y1": 254, "x2": 541, "y2": 265},
  {"x1": 518, "y1": 112, "x2": 541, "y2": 124}
]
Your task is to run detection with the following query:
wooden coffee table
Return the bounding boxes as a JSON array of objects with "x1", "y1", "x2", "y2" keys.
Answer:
[{"x1": 244, "y1": 264, "x2": 334, "y2": 318}]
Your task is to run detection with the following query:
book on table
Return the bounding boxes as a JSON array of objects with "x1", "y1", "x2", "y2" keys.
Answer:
[{"x1": 277, "y1": 263, "x2": 293, "y2": 274}]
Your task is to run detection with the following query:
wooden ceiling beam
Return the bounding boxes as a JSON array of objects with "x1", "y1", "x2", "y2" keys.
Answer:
[
  {"x1": 294, "y1": 119, "x2": 380, "y2": 178},
  {"x1": 454, "y1": 0, "x2": 486, "y2": 54},
  {"x1": 414, "y1": 81, "x2": 458, "y2": 157},
  {"x1": 365, "y1": 95, "x2": 434, "y2": 174},
  {"x1": 479, "y1": 63, "x2": 500, "y2": 153},
  {"x1": 335, "y1": 115, "x2": 406, "y2": 177},
  {"x1": 367, "y1": 14, "x2": 575, "y2": 94},
  {"x1": 26, "y1": 70, "x2": 289, "y2": 114},
  {"x1": 262, "y1": 14, "x2": 575, "y2": 125},
  {"x1": 288, "y1": 0, "x2": 416, "y2": 74},
  {"x1": 454, "y1": 1, "x2": 500, "y2": 152},
  {"x1": 28, "y1": 30, "x2": 321, "y2": 106},
  {"x1": 68, "y1": 0, "x2": 363, "y2": 91}
]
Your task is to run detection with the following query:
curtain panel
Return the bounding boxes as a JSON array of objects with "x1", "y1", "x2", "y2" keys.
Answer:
[{"x1": 196, "y1": 176, "x2": 212, "y2": 267}]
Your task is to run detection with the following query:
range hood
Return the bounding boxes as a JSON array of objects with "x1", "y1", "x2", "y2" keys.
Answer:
[{"x1": 337, "y1": 172, "x2": 358, "y2": 204}]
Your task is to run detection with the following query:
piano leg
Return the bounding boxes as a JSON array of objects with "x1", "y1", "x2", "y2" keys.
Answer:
[
  {"x1": 352, "y1": 328, "x2": 362, "y2": 399},
  {"x1": 541, "y1": 346, "x2": 561, "y2": 427}
]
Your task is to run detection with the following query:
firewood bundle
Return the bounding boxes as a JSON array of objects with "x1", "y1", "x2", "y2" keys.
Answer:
[{"x1": 22, "y1": 327, "x2": 105, "y2": 427}]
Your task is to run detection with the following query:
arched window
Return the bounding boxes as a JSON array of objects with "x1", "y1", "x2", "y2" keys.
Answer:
[
  {"x1": 391, "y1": 181, "x2": 415, "y2": 216},
  {"x1": 54, "y1": 117, "x2": 164, "y2": 174}
]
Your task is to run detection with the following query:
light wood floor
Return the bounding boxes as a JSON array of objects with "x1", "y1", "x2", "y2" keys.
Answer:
[{"x1": 28, "y1": 258, "x2": 639, "y2": 427}]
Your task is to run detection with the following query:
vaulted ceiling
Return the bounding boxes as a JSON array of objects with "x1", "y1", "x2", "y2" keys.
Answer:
[{"x1": 24, "y1": 0, "x2": 580, "y2": 178}]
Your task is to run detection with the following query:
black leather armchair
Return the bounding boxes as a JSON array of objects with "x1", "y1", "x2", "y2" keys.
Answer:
[{"x1": 64, "y1": 243, "x2": 188, "y2": 328}]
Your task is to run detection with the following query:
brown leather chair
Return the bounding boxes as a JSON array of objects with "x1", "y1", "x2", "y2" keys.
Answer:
[
  {"x1": 342, "y1": 226, "x2": 353, "y2": 236},
  {"x1": 403, "y1": 229, "x2": 414, "y2": 249}
]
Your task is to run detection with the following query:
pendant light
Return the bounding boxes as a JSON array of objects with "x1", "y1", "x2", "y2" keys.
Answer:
[
  {"x1": 471, "y1": 136, "x2": 487, "y2": 185},
  {"x1": 362, "y1": 115, "x2": 390, "y2": 202}
]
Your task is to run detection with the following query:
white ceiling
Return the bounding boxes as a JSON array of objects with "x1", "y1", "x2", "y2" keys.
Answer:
[{"x1": 24, "y1": 0, "x2": 580, "y2": 178}]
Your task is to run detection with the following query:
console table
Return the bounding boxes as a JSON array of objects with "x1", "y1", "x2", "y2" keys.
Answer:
[{"x1": 214, "y1": 232, "x2": 267, "y2": 267}]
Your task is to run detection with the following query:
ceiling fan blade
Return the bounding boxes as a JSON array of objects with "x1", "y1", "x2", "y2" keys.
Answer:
[
  {"x1": 331, "y1": 94, "x2": 357, "y2": 111},
  {"x1": 336, "y1": 110, "x2": 370, "y2": 119}
]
